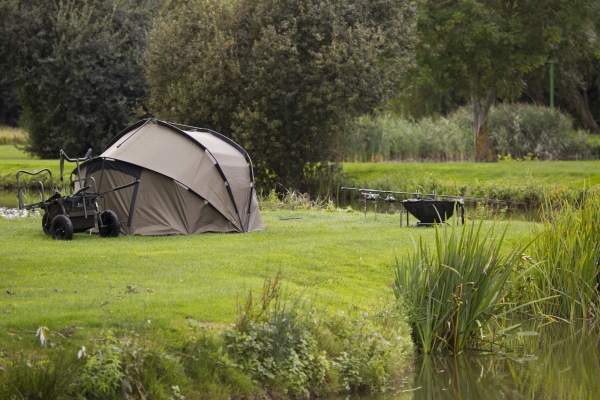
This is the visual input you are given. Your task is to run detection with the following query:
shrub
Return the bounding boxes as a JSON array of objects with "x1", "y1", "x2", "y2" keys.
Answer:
[
  {"x1": 220, "y1": 271, "x2": 413, "y2": 396},
  {"x1": 79, "y1": 331, "x2": 183, "y2": 400},
  {"x1": 488, "y1": 103, "x2": 576, "y2": 160},
  {"x1": 0, "y1": 349, "x2": 85, "y2": 399}
]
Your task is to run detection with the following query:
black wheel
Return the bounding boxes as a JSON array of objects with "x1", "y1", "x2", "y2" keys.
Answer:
[
  {"x1": 51, "y1": 215, "x2": 74, "y2": 240},
  {"x1": 42, "y1": 213, "x2": 52, "y2": 235},
  {"x1": 98, "y1": 210, "x2": 120, "y2": 238}
]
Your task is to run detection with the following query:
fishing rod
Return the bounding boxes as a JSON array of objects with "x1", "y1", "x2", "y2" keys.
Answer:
[{"x1": 340, "y1": 187, "x2": 524, "y2": 205}]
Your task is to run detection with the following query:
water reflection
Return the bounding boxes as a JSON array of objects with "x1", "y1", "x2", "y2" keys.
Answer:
[
  {"x1": 0, "y1": 189, "x2": 19, "y2": 208},
  {"x1": 352, "y1": 323, "x2": 600, "y2": 400}
]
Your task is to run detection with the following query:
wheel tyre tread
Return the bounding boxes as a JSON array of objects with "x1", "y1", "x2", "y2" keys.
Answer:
[
  {"x1": 51, "y1": 214, "x2": 74, "y2": 240},
  {"x1": 98, "y1": 210, "x2": 120, "y2": 238}
]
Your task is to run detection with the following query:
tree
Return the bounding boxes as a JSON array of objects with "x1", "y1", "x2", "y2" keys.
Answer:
[
  {"x1": 521, "y1": 2, "x2": 600, "y2": 133},
  {"x1": 0, "y1": 0, "x2": 159, "y2": 158},
  {"x1": 145, "y1": 0, "x2": 416, "y2": 189},
  {"x1": 416, "y1": 0, "x2": 569, "y2": 161}
]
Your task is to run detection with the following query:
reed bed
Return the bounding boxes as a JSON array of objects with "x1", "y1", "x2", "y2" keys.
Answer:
[
  {"x1": 393, "y1": 221, "x2": 532, "y2": 353},
  {"x1": 342, "y1": 105, "x2": 599, "y2": 162},
  {"x1": 526, "y1": 192, "x2": 600, "y2": 321}
]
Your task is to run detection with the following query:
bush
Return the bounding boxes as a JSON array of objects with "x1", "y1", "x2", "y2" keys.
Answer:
[
  {"x1": 0, "y1": 349, "x2": 85, "y2": 399},
  {"x1": 489, "y1": 103, "x2": 577, "y2": 160},
  {"x1": 145, "y1": 0, "x2": 416, "y2": 189},
  {"x1": 1, "y1": 0, "x2": 159, "y2": 159},
  {"x1": 79, "y1": 330, "x2": 183, "y2": 400},
  {"x1": 220, "y1": 271, "x2": 413, "y2": 396}
]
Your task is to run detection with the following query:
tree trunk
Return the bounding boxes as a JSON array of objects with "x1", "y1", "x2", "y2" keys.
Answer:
[
  {"x1": 471, "y1": 88, "x2": 497, "y2": 162},
  {"x1": 571, "y1": 87, "x2": 600, "y2": 134}
]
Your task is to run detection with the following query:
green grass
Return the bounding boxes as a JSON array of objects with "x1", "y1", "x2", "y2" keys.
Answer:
[
  {"x1": 341, "y1": 161, "x2": 600, "y2": 188},
  {"x1": 0, "y1": 211, "x2": 533, "y2": 341},
  {"x1": 0, "y1": 145, "x2": 58, "y2": 189},
  {"x1": 339, "y1": 161, "x2": 600, "y2": 206}
]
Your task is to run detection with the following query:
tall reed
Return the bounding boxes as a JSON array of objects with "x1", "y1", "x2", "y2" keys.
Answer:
[
  {"x1": 342, "y1": 104, "x2": 595, "y2": 162},
  {"x1": 394, "y1": 221, "x2": 531, "y2": 353},
  {"x1": 527, "y1": 192, "x2": 600, "y2": 321}
]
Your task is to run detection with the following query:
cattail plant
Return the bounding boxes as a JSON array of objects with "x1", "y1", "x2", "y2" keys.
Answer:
[
  {"x1": 394, "y1": 221, "x2": 532, "y2": 353},
  {"x1": 527, "y1": 191, "x2": 600, "y2": 321}
]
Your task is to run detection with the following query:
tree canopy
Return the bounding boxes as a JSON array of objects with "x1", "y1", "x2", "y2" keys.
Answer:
[
  {"x1": 0, "y1": 0, "x2": 159, "y2": 158},
  {"x1": 400, "y1": 0, "x2": 600, "y2": 160},
  {"x1": 145, "y1": 0, "x2": 416, "y2": 188},
  {"x1": 416, "y1": 0, "x2": 558, "y2": 161}
]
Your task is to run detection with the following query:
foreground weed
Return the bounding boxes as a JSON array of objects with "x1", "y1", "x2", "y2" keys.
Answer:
[
  {"x1": 527, "y1": 193, "x2": 600, "y2": 321},
  {"x1": 79, "y1": 331, "x2": 183, "y2": 400},
  {"x1": 0, "y1": 349, "x2": 85, "y2": 399},
  {"x1": 213, "y1": 271, "x2": 412, "y2": 397},
  {"x1": 394, "y1": 221, "x2": 532, "y2": 353}
]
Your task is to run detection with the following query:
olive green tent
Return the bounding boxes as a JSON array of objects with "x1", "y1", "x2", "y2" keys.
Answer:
[{"x1": 77, "y1": 119, "x2": 265, "y2": 235}]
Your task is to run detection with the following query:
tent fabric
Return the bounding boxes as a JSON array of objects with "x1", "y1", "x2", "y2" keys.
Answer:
[{"x1": 77, "y1": 119, "x2": 265, "y2": 235}]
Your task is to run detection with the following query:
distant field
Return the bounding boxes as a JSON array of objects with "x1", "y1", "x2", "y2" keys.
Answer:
[
  {"x1": 0, "y1": 145, "x2": 58, "y2": 190},
  {"x1": 0, "y1": 126, "x2": 27, "y2": 146},
  {"x1": 341, "y1": 161, "x2": 600, "y2": 188}
]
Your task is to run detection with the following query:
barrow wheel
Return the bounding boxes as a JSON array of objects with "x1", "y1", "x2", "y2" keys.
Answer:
[
  {"x1": 42, "y1": 213, "x2": 52, "y2": 235},
  {"x1": 51, "y1": 215, "x2": 74, "y2": 240},
  {"x1": 98, "y1": 210, "x2": 120, "y2": 238}
]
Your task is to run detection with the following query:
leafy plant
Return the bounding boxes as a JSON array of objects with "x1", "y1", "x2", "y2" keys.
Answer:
[
  {"x1": 223, "y1": 271, "x2": 329, "y2": 397},
  {"x1": 79, "y1": 330, "x2": 183, "y2": 399}
]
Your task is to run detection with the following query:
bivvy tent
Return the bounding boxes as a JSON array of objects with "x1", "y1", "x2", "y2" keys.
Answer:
[{"x1": 75, "y1": 119, "x2": 265, "y2": 235}]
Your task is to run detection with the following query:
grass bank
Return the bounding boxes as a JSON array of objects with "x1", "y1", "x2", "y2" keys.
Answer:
[
  {"x1": 0, "y1": 144, "x2": 57, "y2": 190},
  {"x1": 339, "y1": 161, "x2": 600, "y2": 206},
  {"x1": 0, "y1": 210, "x2": 534, "y2": 397}
]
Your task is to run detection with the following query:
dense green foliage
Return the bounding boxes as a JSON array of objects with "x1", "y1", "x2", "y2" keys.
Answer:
[
  {"x1": 0, "y1": 0, "x2": 159, "y2": 159},
  {"x1": 520, "y1": 1, "x2": 600, "y2": 133},
  {"x1": 145, "y1": 0, "x2": 416, "y2": 188},
  {"x1": 398, "y1": 0, "x2": 600, "y2": 157}
]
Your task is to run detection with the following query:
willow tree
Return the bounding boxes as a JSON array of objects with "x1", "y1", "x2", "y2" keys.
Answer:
[
  {"x1": 418, "y1": 0, "x2": 565, "y2": 161},
  {"x1": 145, "y1": 0, "x2": 416, "y2": 189}
]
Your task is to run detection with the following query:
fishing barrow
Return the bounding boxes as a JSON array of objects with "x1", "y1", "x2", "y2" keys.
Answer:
[{"x1": 16, "y1": 149, "x2": 136, "y2": 240}]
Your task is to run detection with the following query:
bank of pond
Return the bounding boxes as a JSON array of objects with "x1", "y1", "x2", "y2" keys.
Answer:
[{"x1": 1, "y1": 192, "x2": 600, "y2": 399}]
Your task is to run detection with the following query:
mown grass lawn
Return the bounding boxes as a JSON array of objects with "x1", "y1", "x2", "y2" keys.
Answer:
[
  {"x1": 342, "y1": 161, "x2": 600, "y2": 187},
  {"x1": 0, "y1": 210, "x2": 534, "y2": 347}
]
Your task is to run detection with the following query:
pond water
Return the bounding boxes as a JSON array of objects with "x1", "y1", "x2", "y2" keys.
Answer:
[
  {"x1": 0, "y1": 189, "x2": 19, "y2": 208},
  {"x1": 351, "y1": 322, "x2": 600, "y2": 400}
]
